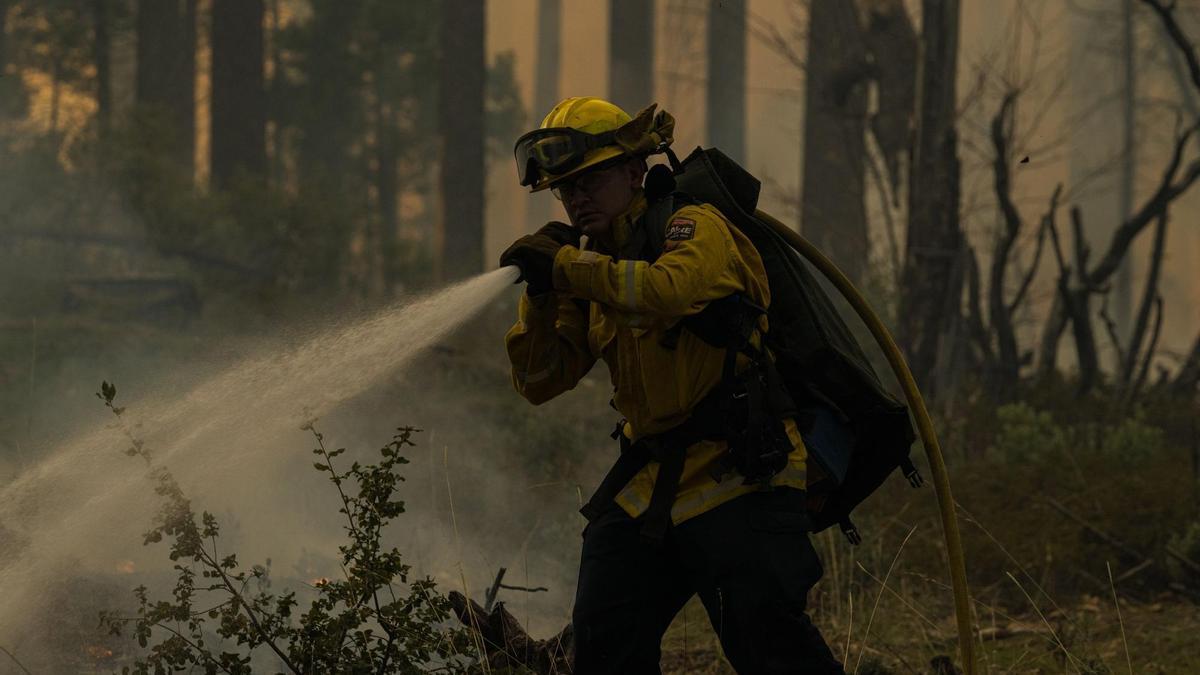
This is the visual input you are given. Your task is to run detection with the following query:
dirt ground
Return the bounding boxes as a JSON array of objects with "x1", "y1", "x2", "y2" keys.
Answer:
[{"x1": 658, "y1": 594, "x2": 1200, "y2": 674}]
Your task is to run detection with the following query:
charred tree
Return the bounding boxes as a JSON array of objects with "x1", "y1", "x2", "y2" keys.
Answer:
[
  {"x1": 136, "y1": 0, "x2": 195, "y2": 173},
  {"x1": 801, "y1": 0, "x2": 870, "y2": 285},
  {"x1": 608, "y1": 0, "x2": 654, "y2": 113},
  {"x1": 1114, "y1": 0, "x2": 1137, "y2": 332},
  {"x1": 534, "y1": 0, "x2": 561, "y2": 124},
  {"x1": 267, "y1": 0, "x2": 284, "y2": 185},
  {"x1": 295, "y1": 3, "x2": 360, "y2": 193},
  {"x1": 898, "y1": 0, "x2": 963, "y2": 392},
  {"x1": 438, "y1": 0, "x2": 485, "y2": 280},
  {"x1": 93, "y1": 0, "x2": 111, "y2": 138},
  {"x1": 375, "y1": 90, "x2": 399, "y2": 291},
  {"x1": 210, "y1": 0, "x2": 266, "y2": 188},
  {"x1": 707, "y1": 0, "x2": 745, "y2": 163},
  {"x1": 528, "y1": 0, "x2": 561, "y2": 227},
  {"x1": 978, "y1": 90, "x2": 1058, "y2": 396},
  {"x1": 861, "y1": 0, "x2": 916, "y2": 199},
  {"x1": 0, "y1": 0, "x2": 7, "y2": 75}
]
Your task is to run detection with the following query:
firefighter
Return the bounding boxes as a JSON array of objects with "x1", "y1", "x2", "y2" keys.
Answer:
[{"x1": 500, "y1": 96, "x2": 844, "y2": 674}]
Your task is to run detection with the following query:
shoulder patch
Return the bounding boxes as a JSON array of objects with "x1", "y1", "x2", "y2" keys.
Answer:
[{"x1": 665, "y1": 217, "x2": 696, "y2": 242}]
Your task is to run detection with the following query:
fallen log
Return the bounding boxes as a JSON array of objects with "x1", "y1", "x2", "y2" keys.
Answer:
[{"x1": 448, "y1": 591, "x2": 573, "y2": 674}]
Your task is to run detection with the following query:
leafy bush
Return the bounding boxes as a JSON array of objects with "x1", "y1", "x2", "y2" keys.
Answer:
[
  {"x1": 991, "y1": 401, "x2": 1069, "y2": 461},
  {"x1": 1097, "y1": 411, "x2": 1167, "y2": 460},
  {"x1": 95, "y1": 382, "x2": 471, "y2": 674},
  {"x1": 1166, "y1": 519, "x2": 1200, "y2": 586}
]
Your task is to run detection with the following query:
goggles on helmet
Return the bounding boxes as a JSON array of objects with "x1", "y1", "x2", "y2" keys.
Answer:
[{"x1": 514, "y1": 127, "x2": 618, "y2": 188}]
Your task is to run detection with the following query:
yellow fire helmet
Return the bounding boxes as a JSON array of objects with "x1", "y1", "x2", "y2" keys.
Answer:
[{"x1": 514, "y1": 97, "x2": 675, "y2": 192}]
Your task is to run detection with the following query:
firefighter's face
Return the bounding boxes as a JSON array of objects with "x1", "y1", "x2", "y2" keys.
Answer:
[{"x1": 555, "y1": 159, "x2": 645, "y2": 242}]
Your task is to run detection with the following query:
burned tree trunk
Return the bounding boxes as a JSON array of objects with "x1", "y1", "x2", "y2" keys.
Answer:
[
  {"x1": 862, "y1": 0, "x2": 916, "y2": 202},
  {"x1": 0, "y1": 0, "x2": 7, "y2": 76},
  {"x1": 801, "y1": 0, "x2": 870, "y2": 285},
  {"x1": 136, "y1": 0, "x2": 195, "y2": 173},
  {"x1": 211, "y1": 0, "x2": 266, "y2": 188},
  {"x1": 707, "y1": 0, "x2": 746, "y2": 163},
  {"x1": 608, "y1": 0, "x2": 654, "y2": 112},
  {"x1": 438, "y1": 0, "x2": 486, "y2": 280},
  {"x1": 898, "y1": 0, "x2": 963, "y2": 392},
  {"x1": 528, "y1": 0, "x2": 562, "y2": 227},
  {"x1": 93, "y1": 0, "x2": 111, "y2": 138},
  {"x1": 1119, "y1": 210, "x2": 1168, "y2": 394}
]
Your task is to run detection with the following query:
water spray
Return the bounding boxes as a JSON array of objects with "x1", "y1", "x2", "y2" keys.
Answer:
[{"x1": 0, "y1": 268, "x2": 521, "y2": 659}]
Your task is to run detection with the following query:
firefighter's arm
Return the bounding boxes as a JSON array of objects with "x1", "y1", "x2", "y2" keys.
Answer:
[
  {"x1": 552, "y1": 205, "x2": 743, "y2": 327},
  {"x1": 504, "y1": 292, "x2": 596, "y2": 404}
]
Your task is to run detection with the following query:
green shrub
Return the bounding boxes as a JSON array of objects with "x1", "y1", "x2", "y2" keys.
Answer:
[
  {"x1": 95, "y1": 382, "x2": 471, "y2": 674},
  {"x1": 1166, "y1": 519, "x2": 1200, "y2": 586},
  {"x1": 991, "y1": 402, "x2": 1068, "y2": 461},
  {"x1": 1098, "y1": 411, "x2": 1167, "y2": 460}
]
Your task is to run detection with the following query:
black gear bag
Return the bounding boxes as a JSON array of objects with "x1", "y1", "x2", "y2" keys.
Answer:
[{"x1": 646, "y1": 147, "x2": 922, "y2": 543}]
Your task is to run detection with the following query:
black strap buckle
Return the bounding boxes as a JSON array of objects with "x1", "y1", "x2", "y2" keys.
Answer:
[
  {"x1": 840, "y1": 517, "x2": 862, "y2": 546},
  {"x1": 901, "y1": 458, "x2": 924, "y2": 487}
]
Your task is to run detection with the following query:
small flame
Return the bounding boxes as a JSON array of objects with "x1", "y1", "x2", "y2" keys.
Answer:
[
  {"x1": 115, "y1": 560, "x2": 136, "y2": 574},
  {"x1": 85, "y1": 645, "x2": 114, "y2": 660},
  {"x1": 309, "y1": 576, "x2": 330, "y2": 587}
]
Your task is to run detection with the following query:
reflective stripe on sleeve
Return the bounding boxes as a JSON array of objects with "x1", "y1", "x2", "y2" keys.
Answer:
[{"x1": 616, "y1": 259, "x2": 647, "y2": 311}]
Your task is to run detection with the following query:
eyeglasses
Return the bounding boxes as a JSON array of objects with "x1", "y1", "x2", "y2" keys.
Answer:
[{"x1": 551, "y1": 165, "x2": 622, "y2": 201}]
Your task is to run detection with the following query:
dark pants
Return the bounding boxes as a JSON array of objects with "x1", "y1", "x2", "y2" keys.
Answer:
[{"x1": 572, "y1": 488, "x2": 845, "y2": 674}]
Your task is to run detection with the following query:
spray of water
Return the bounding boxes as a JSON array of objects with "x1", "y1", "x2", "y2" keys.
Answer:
[{"x1": 0, "y1": 267, "x2": 521, "y2": 649}]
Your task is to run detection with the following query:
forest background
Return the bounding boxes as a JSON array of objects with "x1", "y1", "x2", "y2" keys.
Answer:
[{"x1": 1, "y1": 0, "x2": 1200, "y2": 673}]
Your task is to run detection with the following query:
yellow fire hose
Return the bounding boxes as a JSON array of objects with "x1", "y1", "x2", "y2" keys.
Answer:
[{"x1": 755, "y1": 209, "x2": 975, "y2": 674}]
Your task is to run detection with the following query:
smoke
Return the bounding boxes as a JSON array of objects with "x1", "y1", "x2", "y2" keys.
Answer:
[{"x1": 0, "y1": 266, "x2": 601, "y2": 667}]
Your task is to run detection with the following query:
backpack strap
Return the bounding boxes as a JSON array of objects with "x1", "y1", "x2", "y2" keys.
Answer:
[{"x1": 640, "y1": 191, "x2": 798, "y2": 487}]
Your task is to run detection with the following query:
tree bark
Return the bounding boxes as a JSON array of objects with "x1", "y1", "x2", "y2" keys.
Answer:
[
  {"x1": 267, "y1": 0, "x2": 284, "y2": 185},
  {"x1": 0, "y1": 0, "x2": 7, "y2": 76},
  {"x1": 534, "y1": 0, "x2": 561, "y2": 120},
  {"x1": 1172, "y1": 332, "x2": 1200, "y2": 397},
  {"x1": 801, "y1": 0, "x2": 869, "y2": 285},
  {"x1": 989, "y1": 92, "x2": 1020, "y2": 391},
  {"x1": 92, "y1": 0, "x2": 111, "y2": 138},
  {"x1": 438, "y1": 0, "x2": 485, "y2": 280},
  {"x1": 528, "y1": 0, "x2": 561, "y2": 228},
  {"x1": 296, "y1": 4, "x2": 358, "y2": 192},
  {"x1": 1114, "y1": 0, "x2": 1137, "y2": 332},
  {"x1": 898, "y1": 0, "x2": 963, "y2": 392},
  {"x1": 608, "y1": 0, "x2": 654, "y2": 113},
  {"x1": 376, "y1": 85, "x2": 399, "y2": 291},
  {"x1": 861, "y1": 0, "x2": 916, "y2": 199},
  {"x1": 1068, "y1": 208, "x2": 1101, "y2": 394},
  {"x1": 1120, "y1": 210, "x2": 1167, "y2": 388},
  {"x1": 707, "y1": 0, "x2": 745, "y2": 163},
  {"x1": 136, "y1": 0, "x2": 195, "y2": 173},
  {"x1": 210, "y1": 0, "x2": 266, "y2": 188}
]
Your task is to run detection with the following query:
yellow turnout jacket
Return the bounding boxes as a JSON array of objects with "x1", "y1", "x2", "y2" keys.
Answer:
[{"x1": 505, "y1": 191, "x2": 807, "y2": 525}]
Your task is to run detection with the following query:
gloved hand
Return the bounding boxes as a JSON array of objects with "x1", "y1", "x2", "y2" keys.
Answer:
[
  {"x1": 535, "y1": 221, "x2": 581, "y2": 248},
  {"x1": 499, "y1": 232, "x2": 564, "y2": 295}
]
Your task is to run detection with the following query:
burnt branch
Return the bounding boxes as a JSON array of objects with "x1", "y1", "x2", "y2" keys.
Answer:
[
  {"x1": 1087, "y1": 124, "x2": 1200, "y2": 287},
  {"x1": 1172, "y1": 332, "x2": 1200, "y2": 397},
  {"x1": 965, "y1": 245, "x2": 995, "y2": 369},
  {"x1": 1007, "y1": 194, "x2": 1053, "y2": 318},
  {"x1": 1099, "y1": 294, "x2": 1127, "y2": 368},
  {"x1": 1129, "y1": 294, "x2": 1165, "y2": 402},
  {"x1": 1122, "y1": 209, "x2": 1170, "y2": 387},
  {"x1": 988, "y1": 90, "x2": 1028, "y2": 388},
  {"x1": 1068, "y1": 207, "x2": 1100, "y2": 394},
  {"x1": 1037, "y1": 209, "x2": 1073, "y2": 377},
  {"x1": 1141, "y1": 0, "x2": 1200, "y2": 94}
]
